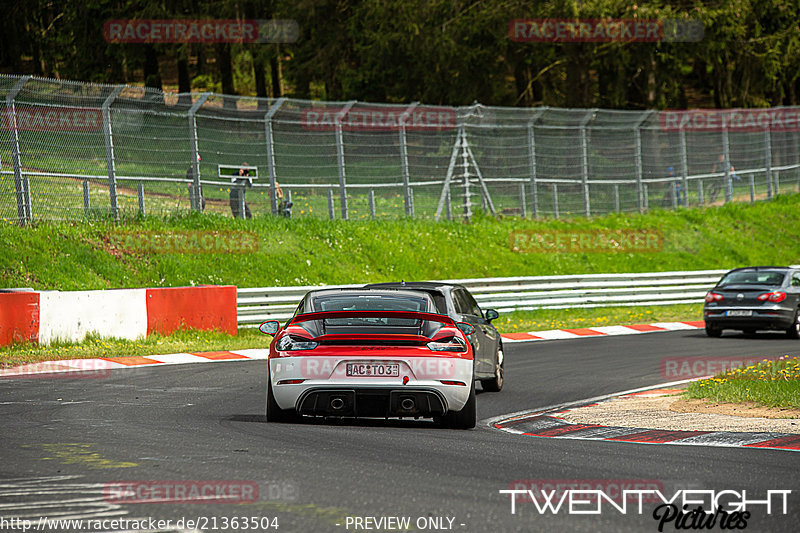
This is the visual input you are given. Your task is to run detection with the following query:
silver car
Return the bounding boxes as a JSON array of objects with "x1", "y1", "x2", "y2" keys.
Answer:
[{"x1": 703, "y1": 266, "x2": 800, "y2": 338}]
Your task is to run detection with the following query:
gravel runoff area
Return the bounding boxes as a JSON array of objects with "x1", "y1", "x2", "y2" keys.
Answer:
[{"x1": 557, "y1": 390, "x2": 800, "y2": 434}]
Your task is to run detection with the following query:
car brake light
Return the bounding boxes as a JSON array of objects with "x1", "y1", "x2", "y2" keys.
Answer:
[
  {"x1": 427, "y1": 336, "x2": 467, "y2": 352},
  {"x1": 705, "y1": 292, "x2": 723, "y2": 303},
  {"x1": 757, "y1": 291, "x2": 787, "y2": 303},
  {"x1": 277, "y1": 379, "x2": 305, "y2": 385},
  {"x1": 439, "y1": 380, "x2": 466, "y2": 386}
]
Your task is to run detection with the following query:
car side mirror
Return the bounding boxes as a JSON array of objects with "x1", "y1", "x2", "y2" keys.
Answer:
[
  {"x1": 485, "y1": 309, "x2": 499, "y2": 322},
  {"x1": 456, "y1": 322, "x2": 475, "y2": 336},
  {"x1": 258, "y1": 320, "x2": 280, "y2": 335}
]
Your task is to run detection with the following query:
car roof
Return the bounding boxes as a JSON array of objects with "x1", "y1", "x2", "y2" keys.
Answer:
[
  {"x1": 306, "y1": 288, "x2": 435, "y2": 300},
  {"x1": 363, "y1": 281, "x2": 467, "y2": 292},
  {"x1": 726, "y1": 266, "x2": 791, "y2": 272}
]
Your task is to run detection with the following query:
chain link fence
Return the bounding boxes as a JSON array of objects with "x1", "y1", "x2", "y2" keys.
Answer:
[{"x1": 2, "y1": 74, "x2": 800, "y2": 224}]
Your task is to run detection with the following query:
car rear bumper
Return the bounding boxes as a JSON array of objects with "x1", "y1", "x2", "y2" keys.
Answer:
[
  {"x1": 704, "y1": 308, "x2": 795, "y2": 330},
  {"x1": 296, "y1": 387, "x2": 448, "y2": 417}
]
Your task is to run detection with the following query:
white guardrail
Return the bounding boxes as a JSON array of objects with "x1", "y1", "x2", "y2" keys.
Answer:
[{"x1": 237, "y1": 268, "x2": 753, "y2": 326}]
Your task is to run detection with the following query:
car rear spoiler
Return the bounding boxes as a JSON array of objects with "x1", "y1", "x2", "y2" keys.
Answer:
[{"x1": 286, "y1": 310, "x2": 472, "y2": 343}]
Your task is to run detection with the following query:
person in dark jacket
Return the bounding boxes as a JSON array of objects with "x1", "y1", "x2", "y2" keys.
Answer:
[{"x1": 230, "y1": 164, "x2": 252, "y2": 219}]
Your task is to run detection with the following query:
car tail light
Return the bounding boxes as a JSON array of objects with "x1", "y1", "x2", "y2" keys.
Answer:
[
  {"x1": 427, "y1": 336, "x2": 467, "y2": 352},
  {"x1": 439, "y1": 380, "x2": 467, "y2": 386},
  {"x1": 705, "y1": 292, "x2": 724, "y2": 303},
  {"x1": 757, "y1": 291, "x2": 787, "y2": 303},
  {"x1": 277, "y1": 335, "x2": 319, "y2": 351}
]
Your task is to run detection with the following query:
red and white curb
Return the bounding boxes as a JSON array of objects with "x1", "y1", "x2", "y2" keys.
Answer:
[
  {"x1": 0, "y1": 349, "x2": 269, "y2": 379},
  {"x1": 490, "y1": 386, "x2": 800, "y2": 452},
  {"x1": 500, "y1": 320, "x2": 705, "y2": 343}
]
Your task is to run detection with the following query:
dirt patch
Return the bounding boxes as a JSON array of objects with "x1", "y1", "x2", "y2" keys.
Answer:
[
  {"x1": 558, "y1": 394, "x2": 800, "y2": 434},
  {"x1": 670, "y1": 397, "x2": 800, "y2": 419}
]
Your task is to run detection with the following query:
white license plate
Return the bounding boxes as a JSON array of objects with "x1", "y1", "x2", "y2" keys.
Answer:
[
  {"x1": 346, "y1": 363, "x2": 399, "y2": 377},
  {"x1": 726, "y1": 310, "x2": 753, "y2": 317}
]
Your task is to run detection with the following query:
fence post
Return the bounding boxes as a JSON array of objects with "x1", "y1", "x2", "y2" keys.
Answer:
[
  {"x1": 335, "y1": 101, "x2": 356, "y2": 220},
  {"x1": 633, "y1": 112, "x2": 650, "y2": 213},
  {"x1": 83, "y1": 179, "x2": 90, "y2": 216},
  {"x1": 6, "y1": 75, "x2": 30, "y2": 225},
  {"x1": 519, "y1": 182, "x2": 527, "y2": 217},
  {"x1": 580, "y1": 111, "x2": 593, "y2": 216},
  {"x1": 102, "y1": 84, "x2": 124, "y2": 220},
  {"x1": 445, "y1": 187, "x2": 451, "y2": 220},
  {"x1": 399, "y1": 102, "x2": 418, "y2": 217},
  {"x1": 527, "y1": 112, "x2": 543, "y2": 218},
  {"x1": 679, "y1": 126, "x2": 689, "y2": 207},
  {"x1": 698, "y1": 179, "x2": 704, "y2": 205},
  {"x1": 552, "y1": 183, "x2": 559, "y2": 219},
  {"x1": 264, "y1": 97, "x2": 286, "y2": 215},
  {"x1": 328, "y1": 188, "x2": 335, "y2": 220},
  {"x1": 613, "y1": 184, "x2": 620, "y2": 212},
  {"x1": 722, "y1": 127, "x2": 732, "y2": 203},
  {"x1": 188, "y1": 92, "x2": 211, "y2": 212},
  {"x1": 764, "y1": 127, "x2": 773, "y2": 200},
  {"x1": 368, "y1": 189, "x2": 376, "y2": 219},
  {"x1": 137, "y1": 182, "x2": 145, "y2": 216},
  {"x1": 461, "y1": 128, "x2": 472, "y2": 220}
]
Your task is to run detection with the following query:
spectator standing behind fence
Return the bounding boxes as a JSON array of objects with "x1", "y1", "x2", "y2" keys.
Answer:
[
  {"x1": 230, "y1": 164, "x2": 253, "y2": 219},
  {"x1": 712, "y1": 154, "x2": 740, "y2": 181},
  {"x1": 186, "y1": 155, "x2": 205, "y2": 211},
  {"x1": 667, "y1": 166, "x2": 686, "y2": 206}
]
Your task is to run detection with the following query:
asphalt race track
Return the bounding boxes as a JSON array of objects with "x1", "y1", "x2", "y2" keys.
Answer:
[{"x1": 2, "y1": 330, "x2": 800, "y2": 533}]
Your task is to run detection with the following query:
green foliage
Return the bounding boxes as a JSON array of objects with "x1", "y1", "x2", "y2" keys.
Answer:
[{"x1": 3, "y1": 193, "x2": 800, "y2": 291}]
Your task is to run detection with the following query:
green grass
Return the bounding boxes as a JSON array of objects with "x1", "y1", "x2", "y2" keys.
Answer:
[
  {"x1": 3, "y1": 193, "x2": 800, "y2": 291},
  {"x1": 685, "y1": 357, "x2": 800, "y2": 410}
]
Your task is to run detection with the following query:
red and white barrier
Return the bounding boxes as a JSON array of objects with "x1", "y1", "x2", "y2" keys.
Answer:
[{"x1": 0, "y1": 286, "x2": 237, "y2": 346}]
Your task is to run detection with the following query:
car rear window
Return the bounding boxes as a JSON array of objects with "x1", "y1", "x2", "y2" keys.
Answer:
[{"x1": 718, "y1": 270, "x2": 786, "y2": 287}]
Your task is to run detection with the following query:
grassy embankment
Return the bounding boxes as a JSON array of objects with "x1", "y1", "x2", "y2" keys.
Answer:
[{"x1": 2, "y1": 193, "x2": 800, "y2": 366}]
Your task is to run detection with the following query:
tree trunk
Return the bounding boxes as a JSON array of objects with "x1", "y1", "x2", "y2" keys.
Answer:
[
  {"x1": 270, "y1": 47, "x2": 282, "y2": 98},
  {"x1": 216, "y1": 43, "x2": 236, "y2": 108}
]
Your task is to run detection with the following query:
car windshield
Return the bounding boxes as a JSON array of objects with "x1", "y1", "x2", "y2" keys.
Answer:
[{"x1": 718, "y1": 271, "x2": 786, "y2": 287}]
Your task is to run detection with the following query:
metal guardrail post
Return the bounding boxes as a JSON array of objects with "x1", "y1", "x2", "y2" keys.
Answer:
[
  {"x1": 552, "y1": 183, "x2": 559, "y2": 218},
  {"x1": 264, "y1": 97, "x2": 286, "y2": 215},
  {"x1": 188, "y1": 92, "x2": 211, "y2": 212},
  {"x1": 82, "y1": 179, "x2": 90, "y2": 216},
  {"x1": 335, "y1": 101, "x2": 356, "y2": 220},
  {"x1": 765, "y1": 127, "x2": 773, "y2": 200},
  {"x1": 138, "y1": 182, "x2": 145, "y2": 216},
  {"x1": 527, "y1": 121, "x2": 538, "y2": 218},
  {"x1": 679, "y1": 125, "x2": 689, "y2": 207},
  {"x1": 579, "y1": 111, "x2": 593, "y2": 217},
  {"x1": 722, "y1": 127, "x2": 732, "y2": 203},
  {"x1": 399, "y1": 102, "x2": 418, "y2": 217},
  {"x1": 102, "y1": 84, "x2": 124, "y2": 220},
  {"x1": 633, "y1": 112, "x2": 650, "y2": 213},
  {"x1": 6, "y1": 75, "x2": 31, "y2": 225}
]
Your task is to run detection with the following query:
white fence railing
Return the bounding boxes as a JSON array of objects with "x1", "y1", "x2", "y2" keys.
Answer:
[{"x1": 237, "y1": 268, "x2": 747, "y2": 326}]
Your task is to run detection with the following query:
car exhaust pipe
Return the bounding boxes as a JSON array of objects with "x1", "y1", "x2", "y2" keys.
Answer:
[
  {"x1": 330, "y1": 397, "x2": 345, "y2": 410},
  {"x1": 400, "y1": 398, "x2": 415, "y2": 411}
]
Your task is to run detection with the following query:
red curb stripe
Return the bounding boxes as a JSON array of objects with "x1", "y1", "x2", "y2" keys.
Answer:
[
  {"x1": 100, "y1": 356, "x2": 156, "y2": 366},
  {"x1": 606, "y1": 429, "x2": 711, "y2": 443},
  {"x1": 744, "y1": 435, "x2": 800, "y2": 450},
  {"x1": 527, "y1": 423, "x2": 603, "y2": 437},
  {"x1": 624, "y1": 324, "x2": 667, "y2": 332},
  {"x1": 502, "y1": 332, "x2": 544, "y2": 340},
  {"x1": 681, "y1": 320, "x2": 706, "y2": 328},
  {"x1": 192, "y1": 351, "x2": 248, "y2": 360},
  {"x1": 562, "y1": 328, "x2": 605, "y2": 336}
]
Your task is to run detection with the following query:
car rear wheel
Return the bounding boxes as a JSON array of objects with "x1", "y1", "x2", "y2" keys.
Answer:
[
  {"x1": 481, "y1": 347, "x2": 504, "y2": 392},
  {"x1": 440, "y1": 383, "x2": 476, "y2": 429},
  {"x1": 266, "y1": 373, "x2": 299, "y2": 423},
  {"x1": 705, "y1": 325, "x2": 722, "y2": 337},
  {"x1": 786, "y1": 311, "x2": 800, "y2": 339}
]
